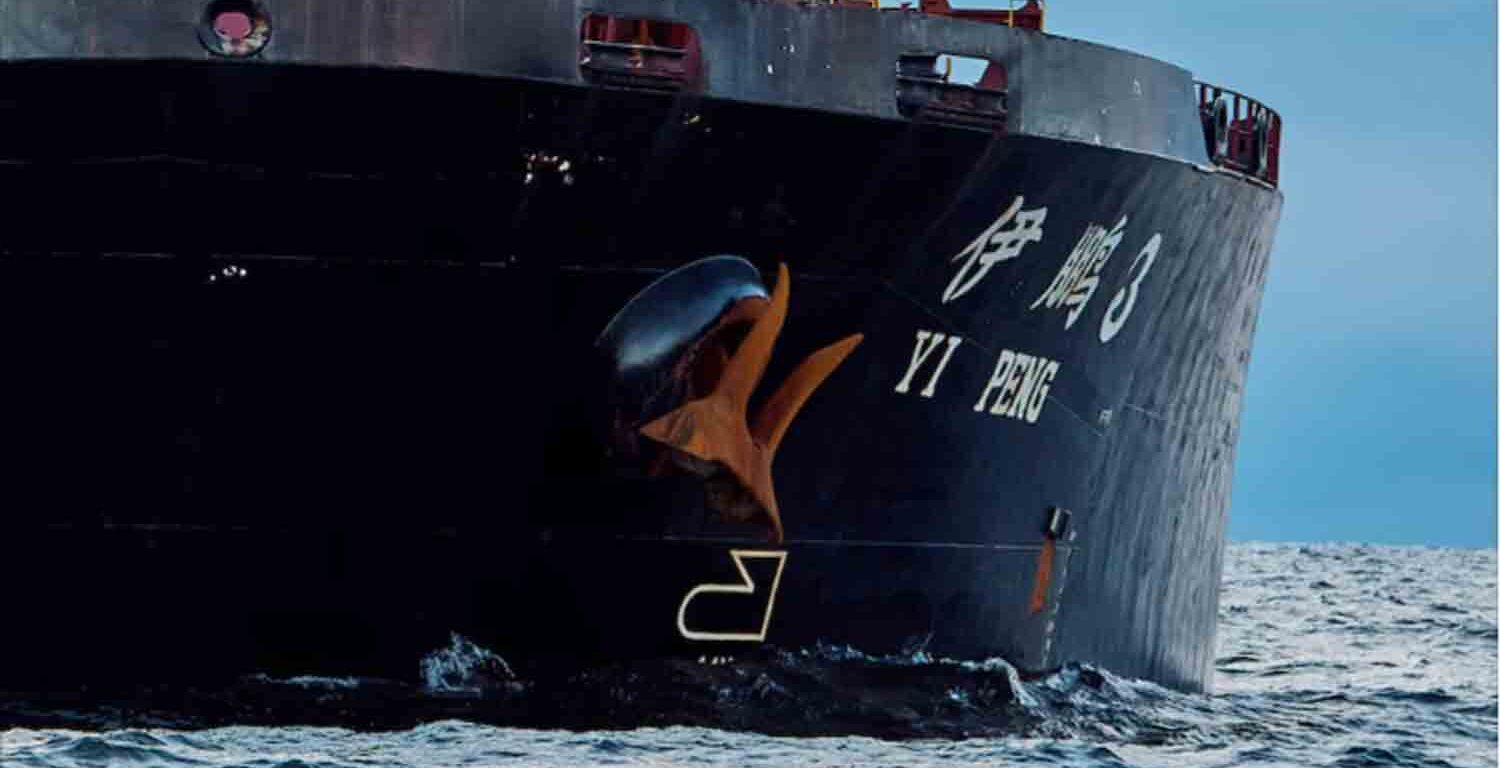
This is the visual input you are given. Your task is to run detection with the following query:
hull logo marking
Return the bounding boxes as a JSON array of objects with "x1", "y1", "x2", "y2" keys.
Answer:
[{"x1": 677, "y1": 549, "x2": 789, "y2": 642}]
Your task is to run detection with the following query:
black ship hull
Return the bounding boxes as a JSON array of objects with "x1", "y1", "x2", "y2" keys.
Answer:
[{"x1": 0, "y1": 2, "x2": 1280, "y2": 699}]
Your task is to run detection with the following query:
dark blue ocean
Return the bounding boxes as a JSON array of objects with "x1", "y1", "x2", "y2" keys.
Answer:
[{"x1": 3, "y1": 543, "x2": 1495, "y2": 767}]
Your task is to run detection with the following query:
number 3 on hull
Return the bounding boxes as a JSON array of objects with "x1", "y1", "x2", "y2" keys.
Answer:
[
  {"x1": 1099, "y1": 233, "x2": 1162, "y2": 343},
  {"x1": 676, "y1": 550, "x2": 789, "y2": 642}
]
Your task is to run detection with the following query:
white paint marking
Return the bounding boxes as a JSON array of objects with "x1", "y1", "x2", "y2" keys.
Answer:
[
  {"x1": 893, "y1": 330, "x2": 962, "y2": 398},
  {"x1": 1031, "y1": 215, "x2": 1128, "y2": 329},
  {"x1": 941, "y1": 196, "x2": 1047, "y2": 304},
  {"x1": 677, "y1": 550, "x2": 789, "y2": 643},
  {"x1": 975, "y1": 349, "x2": 1060, "y2": 424},
  {"x1": 1099, "y1": 233, "x2": 1162, "y2": 344}
]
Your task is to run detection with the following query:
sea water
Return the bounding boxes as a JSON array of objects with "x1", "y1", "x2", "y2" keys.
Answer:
[{"x1": 3, "y1": 543, "x2": 1495, "y2": 767}]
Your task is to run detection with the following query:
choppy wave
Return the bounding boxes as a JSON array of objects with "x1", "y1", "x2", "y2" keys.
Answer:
[
  {"x1": 419, "y1": 632, "x2": 518, "y2": 694},
  {"x1": 1, "y1": 543, "x2": 1494, "y2": 767}
]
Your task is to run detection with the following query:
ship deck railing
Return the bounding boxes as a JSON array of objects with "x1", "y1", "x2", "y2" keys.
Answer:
[{"x1": 1196, "y1": 81, "x2": 1282, "y2": 186}]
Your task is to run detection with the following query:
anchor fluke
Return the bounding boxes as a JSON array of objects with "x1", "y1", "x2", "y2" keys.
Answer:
[{"x1": 639, "y1": 263, "x2": 861, "y2": 544}]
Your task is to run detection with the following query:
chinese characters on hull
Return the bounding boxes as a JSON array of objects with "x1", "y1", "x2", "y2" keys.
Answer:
[
  {"x1": 1030, "y1": 215, "x2": 1128, "y2": 330},
  {"x1": 892, "y1": 195, "x2": 1166, "y2": 424},
  {"x1": 942, "y1": 197, "x2": 1048, "y2": 304}
]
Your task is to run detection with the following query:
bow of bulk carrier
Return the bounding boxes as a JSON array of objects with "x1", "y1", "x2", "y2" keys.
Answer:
[{"x1": 0, "y1": 0, "x2": 1281, "y2": 696}]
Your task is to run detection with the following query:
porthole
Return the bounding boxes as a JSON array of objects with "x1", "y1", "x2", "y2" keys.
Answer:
[{"x1": 198, "y1": 0, "x2": 272, "y2": 58}]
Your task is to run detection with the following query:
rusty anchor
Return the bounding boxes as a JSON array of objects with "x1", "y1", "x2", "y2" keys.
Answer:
[{"x1": 639, "y1": 264, "x2": 862, "y2": 544}]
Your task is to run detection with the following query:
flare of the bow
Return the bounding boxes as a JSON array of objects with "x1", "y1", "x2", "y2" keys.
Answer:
[{"x1": 639, "y1": 264, "x2": 862, "y2": 544}]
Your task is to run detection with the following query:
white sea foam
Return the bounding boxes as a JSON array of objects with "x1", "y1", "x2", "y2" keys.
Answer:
[
  {"x1": 418, "y1": 632, "x2": 515, "y2": 694},
  {"x1": 2, "y1": 544, "x2": 1494, "y2": 767}
]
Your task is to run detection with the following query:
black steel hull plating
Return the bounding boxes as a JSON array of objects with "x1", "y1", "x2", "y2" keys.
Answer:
[{"x1": 0, "y1": 64, "x2": 1279, "y2": 694}]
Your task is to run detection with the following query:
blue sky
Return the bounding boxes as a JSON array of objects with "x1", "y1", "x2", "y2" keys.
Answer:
[{"x1": 947, "y1": 0, "x2": 1497, "y2": 546}]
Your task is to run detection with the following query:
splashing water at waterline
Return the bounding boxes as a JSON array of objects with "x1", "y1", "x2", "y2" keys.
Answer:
[
  {"x1": 419, "y1": 633, "x2": 517, "y2": 694},
  {"x1": 0, "y1": 544, "x2": 1493, "y2": 766}
]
